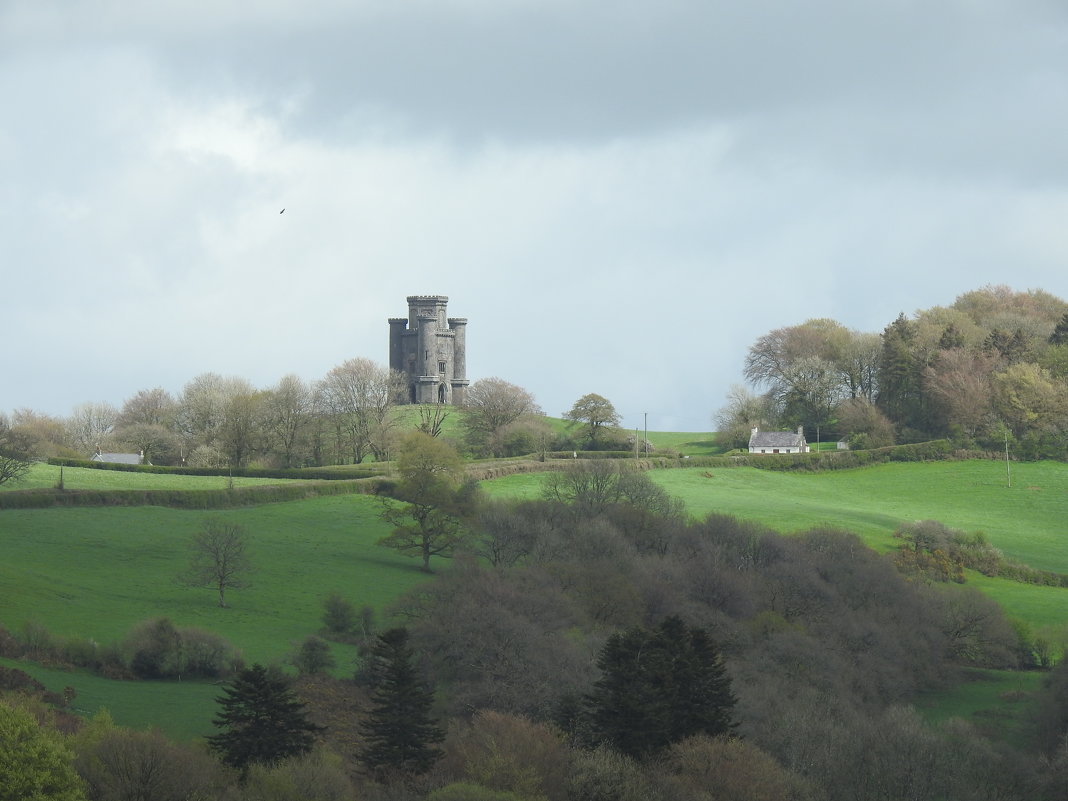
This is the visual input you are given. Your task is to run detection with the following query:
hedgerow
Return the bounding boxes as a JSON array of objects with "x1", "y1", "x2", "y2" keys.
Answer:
[
  {"x1": 0, "y1": 478, "x2": 386, "y2": 510},
  {"x1": 47, "y1": 458, "x2": 384, "y2": 480}
]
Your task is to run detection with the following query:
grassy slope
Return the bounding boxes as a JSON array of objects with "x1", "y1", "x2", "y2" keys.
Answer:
[
  {"x1": 0, "y1": 655, "x2": 221, "y2": 742},
  {"x1": 4, "y1": 454, "x2": 1064, "y2": 741},
  {"x1": 485, "y1": 460, "x2": 1068, "y2": 567},
  {"x1": 0, "y1": 493, "x2": 436, "y2": 739},
  {"x1": 914, "y1": 668, "x2": 1046, "y2": 748},
  {"x1": 482, "y1": 458, "x2": 1068, "y2": 741},
  {"x1": 482, "y1": 460, "x2": 1068, "y2": 635},
  {"x1": 2, "y1": 462, "x2": 303, "y2": 491},
  {"x1": 0, "y1": 495, "x2": 429, "y2": 656}
]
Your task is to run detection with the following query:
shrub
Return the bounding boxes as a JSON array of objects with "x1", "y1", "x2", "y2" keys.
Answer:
[
  {"x1": 292, "y1": 636, "x2": 335, "y2": 676},
  {"x1": 181, "y1": 627, "x2": 233, "y2": 677},
  {"x1": 124, "y1": 618, "x2": 237, "y2": 679},
  {"x1": 322, "y1": 593, "x2": 356, "y2": 636}
]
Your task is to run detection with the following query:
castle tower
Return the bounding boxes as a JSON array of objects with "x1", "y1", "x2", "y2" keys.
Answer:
[{"x1": 388, "y1": 295, "x2": 469, "y2": 404}]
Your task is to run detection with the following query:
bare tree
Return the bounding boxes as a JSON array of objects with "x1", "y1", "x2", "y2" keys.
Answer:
[
  {"x1": 174, "y1": 373, "x2": 253, "y2": 453},
  {"x1": 713, "y1": 385, "x2": 772, "y2": 451},
  {"x1": 316, "y1": 358, "x2": 404, "y2": 463},
  {"x1": 180, "y1": 519, "x2": 252, "y2": 607},
  {"x1": 66, "y1": 401, "x2": 118, "y2": 456},
  {"x1": 462, "y1": 377, "x2": 541, "y2": 456},
  {"x1": 0, "y1": 416, "x2": 35, "y2": 486},
  {"x1": 263, "y1": 374, "x2": 313, "y2": 467},
  {"x1": 116, "y1": 387, "x2": 177, "y2": 428}
]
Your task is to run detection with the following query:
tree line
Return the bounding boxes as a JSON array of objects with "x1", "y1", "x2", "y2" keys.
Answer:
[
  {"x1": 0, "y1": 362, "x2": 611, "y2": 478},
  {"x1": 717, "y1": 284, "x2": 1068, "y2": 458}
]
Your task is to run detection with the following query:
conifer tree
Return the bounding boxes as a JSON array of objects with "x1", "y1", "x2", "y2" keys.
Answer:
[
  {"x1": 585, "y1": 616, "x2": 736, "y2": 760},
  {"x1": 207, "y1": 664, "x2": 322, "y2": 776},
  {"x1": 1049, "y1": 312, "x2": 1068, "y2": 346},
  {"x1": 358, "y1": 627, "x2": 443, "y2": 778}
]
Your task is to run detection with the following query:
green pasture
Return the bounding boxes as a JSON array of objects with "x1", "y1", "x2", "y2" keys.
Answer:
[
  {"x1": 482, "y1": 460, "x2": 1068, "y2": 638},
  {"x1": 2, "y1": 462, "x2": 301, "y2": 492},
  {"x1": 484, "y1": 460, "x2": 1068, "y2": 569},
  {"x1": 0, "y1": 656, "x2": 222, "y2": 742},
  {"x1": 644, "y1": 431, "x2": 721, "y2": 456},
  {"x1": 915, "y1": 668, "x2": 1046, "y2": 748},
  {"x1": 0, "y1": 494, "x2": 431, "y2": 658}
]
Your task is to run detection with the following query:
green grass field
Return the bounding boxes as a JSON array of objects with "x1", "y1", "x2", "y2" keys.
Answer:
[
  {"x1": 0, "y1": 656, "x2": 223, "y2": 741},
  {"x1": 485, "y1": 460, "x2": 1068, "y2": 567},
  {"x1": 3, "y1": 454, "x2": 1067, "y2": 741},
  {"x1": 0, "y1": 492, "x2": 436, "y2": 738},
  {"x1": 2, "y1": 462, "x2": 305, "y2": 492},
  {"x1": 915, "y1": 668, "x2": 1046, "y2": 748},
  {"x1": 482, "y1": 460, "x2": 1068, "y2": 637},
  {"x1": 0, "y1": 495, "x2": 429, "y2": 656}
]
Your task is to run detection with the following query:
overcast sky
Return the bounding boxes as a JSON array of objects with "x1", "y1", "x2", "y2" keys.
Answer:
[{"x1": 3, "y1": 0, "x2": 1067, "y2": 433}]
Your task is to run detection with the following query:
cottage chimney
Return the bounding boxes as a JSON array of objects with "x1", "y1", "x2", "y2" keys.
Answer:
[
  {"x1": 797, "y1": 426, "x2": 804, "y2": 436},
  {"x1": 751, "y1": 426, "x2": 759, "y2": 436}
]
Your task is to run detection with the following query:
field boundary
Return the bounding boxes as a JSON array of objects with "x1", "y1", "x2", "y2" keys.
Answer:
[{"x1": 0, "y1": 477, "x2": 386, "y2": 510}]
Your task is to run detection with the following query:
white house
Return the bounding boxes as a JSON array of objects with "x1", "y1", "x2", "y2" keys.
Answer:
[
  {"x1": 748, "y1": 426, "x2": 810, "y2": 454},
  {"x1": 91, "y1": 450, "x2": 145, "y2": 465}
]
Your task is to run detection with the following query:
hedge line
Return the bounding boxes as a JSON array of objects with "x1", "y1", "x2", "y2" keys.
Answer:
[
  {"x1": 655, "y1": 439, "x2": 957, "y2": 472},
  {"x1": 47, "y1": 458, "x2": 385, "y2": 481},
  {"x1": 16, "y1": 440, "x2": 958, "y2": 509},
  {"x1": 0, "y1": 478, "x2": 386, "y2": 510}
]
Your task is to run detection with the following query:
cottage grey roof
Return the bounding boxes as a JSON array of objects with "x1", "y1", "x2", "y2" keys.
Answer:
[
  {"x1": 91, "y1": 452, "x2": 142, "y2": 465},
  {"x1": 749, "y1": 430, "x2": 805, "y2": 449}
]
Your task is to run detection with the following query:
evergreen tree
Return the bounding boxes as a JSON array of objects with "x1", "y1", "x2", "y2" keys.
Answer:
[
  {"x1": 359, "y1": 628, "x2": 443, "y2": 778},
  {"x1": 207, "y1": 664, "x2": 322, "y2": 776},
  {"x1": 1050, "y1": 312, "x2": 1068, "y2": 345},
  {"x1": 877, "y1": 313, "x2": 926, "y2": 433},
  {"x1": 585, "y1": 616, "x2": 736, "y2": 760}
]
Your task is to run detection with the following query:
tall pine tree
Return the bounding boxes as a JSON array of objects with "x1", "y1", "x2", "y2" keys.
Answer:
[
  {"x1": 359, "y1": 627, "x2": 444, "y2": 778},
  {"x1": 585, "y1": 616, "x2": 736, "y2": 759},
  {"x1": 207, "y1": 663, "x2": 322, "y2": 776}
]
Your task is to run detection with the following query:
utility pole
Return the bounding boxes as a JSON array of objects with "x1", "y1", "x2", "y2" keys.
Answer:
[{"x1": 1005, "y1": 431, "x2": 1011, "y2": 488}]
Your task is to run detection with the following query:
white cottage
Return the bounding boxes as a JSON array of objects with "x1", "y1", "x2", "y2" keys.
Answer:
[{"x1": 748, "y1": 426, "x2": 810, "y2": 454}]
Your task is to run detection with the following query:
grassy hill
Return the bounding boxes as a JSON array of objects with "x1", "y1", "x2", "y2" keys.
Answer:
[
  {"x1": 482, "y1": 460, "x2": 1068, "y2": 637},
  {"x1": 2, "y1": 450, "x2": 1066, "y2": 741},
  {"x1": 0, "y1": 491, "x2": 432, "y2": 738}
]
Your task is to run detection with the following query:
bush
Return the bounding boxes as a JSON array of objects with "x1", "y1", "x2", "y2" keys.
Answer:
[
  {"x1": 124, "y1": 618, "x2": 237, "y2": 679},
  {"x1": 291, "y1": 636, "x2": 335, "y2": 676},
  {"x1": 322, "y1": 593, "x2": 356, "y2": 636}
]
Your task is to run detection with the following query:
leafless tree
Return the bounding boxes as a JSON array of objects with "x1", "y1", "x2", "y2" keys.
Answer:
[
  {"x1": 180, "y1": 518, "x2": 252, "y2": 607},
  {"x1": 316, "y1": 358, "x2": 405, "y2": 463},
  {"x1": 0, "y1": 416, "x2": 35, "y2": 486},
  {"x1": 263, "y1": 374, "x2": 314, "y2": 467},
  {"x1": 462, "y1": 377, "x2": 541, "y2": 456},
  {"x1": 66, "y1": 401, "x2": 118, "y2": 456},
  {"x1": 116, "y1": 387, "x2": 177, "y2": 428}
]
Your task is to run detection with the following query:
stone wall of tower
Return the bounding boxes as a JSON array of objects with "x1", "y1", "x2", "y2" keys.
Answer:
[
  {"x1": 448, "y1": 318, "x2": 469, "y2": 405},
  {"x1": 389, "y1": 295, "x2": 467, "y2": 405}
]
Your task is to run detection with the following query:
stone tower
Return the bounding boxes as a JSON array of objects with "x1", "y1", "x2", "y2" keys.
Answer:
[{"x1": 388, "y1": 295, "x2": 469, "y2": 405}]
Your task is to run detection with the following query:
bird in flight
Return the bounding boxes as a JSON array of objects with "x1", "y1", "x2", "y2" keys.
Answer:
[{"x1": 280, "y1": 208, "x2": 285, "y2": 214}]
